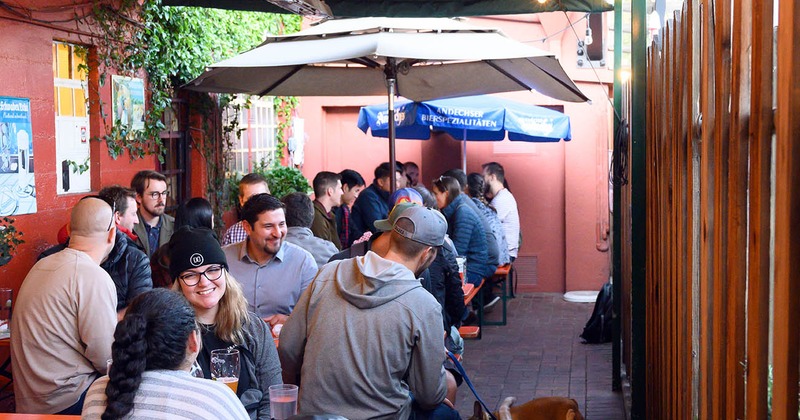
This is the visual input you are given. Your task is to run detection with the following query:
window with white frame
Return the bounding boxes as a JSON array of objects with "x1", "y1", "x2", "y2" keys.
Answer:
[
  {"x1": 225, "y1": 95, "x2": 278, "y2": 175},
  {"x1": 53, "y1": 41, "x2": 91, "y2": 194}
]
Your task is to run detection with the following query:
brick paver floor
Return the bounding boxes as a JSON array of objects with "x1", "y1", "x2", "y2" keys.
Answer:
[{"x1": 453, "y1": 293, "x2": 626, "y2": 419}]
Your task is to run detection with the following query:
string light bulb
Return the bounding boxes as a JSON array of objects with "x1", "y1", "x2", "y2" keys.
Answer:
[
  {"x1": 537, "y1": 0, "x2": 547, "y2": 4},
  {"x1": 584, "y1": 27, "x2": 593, "y2": 45}
]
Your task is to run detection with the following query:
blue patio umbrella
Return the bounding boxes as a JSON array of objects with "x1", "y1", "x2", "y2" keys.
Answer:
[{"x1": 358, "y1": 95, "x2": 571, "y2": 170}]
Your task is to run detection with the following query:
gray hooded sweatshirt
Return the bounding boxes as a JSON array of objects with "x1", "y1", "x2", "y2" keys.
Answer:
[{"x1": 278, "y1": 251, "x2": 448, "y2": 420}]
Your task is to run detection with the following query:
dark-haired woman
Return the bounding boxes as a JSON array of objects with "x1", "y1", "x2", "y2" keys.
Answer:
[
  {"x1": 152, "y1": 197, "x2": 215, "y2": 288},
  {"x1": 432, "y1": 176, "x2": 495, "y2": 285},
  {"x1": 175, "y1": 197, "x2": 214, "y2": 230},
  {"x1": 466, "y1": 173, "x2": 510, "y2": 266},
  {"x1": 81, "y1": 289, "x2": 248, "y2": 419},
  {"x1": 169, "y1": 226, "x2": 282, "y2": 420}
]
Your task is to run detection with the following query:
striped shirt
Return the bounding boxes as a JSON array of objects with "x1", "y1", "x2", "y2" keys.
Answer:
[{"x1": 81, "y1": 370, "x2": 249, "y2": 419}]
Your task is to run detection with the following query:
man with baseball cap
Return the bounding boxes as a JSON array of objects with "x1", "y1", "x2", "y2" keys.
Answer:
[{"x1": 279, "y1": 206, "x2": 459, "y2": 419}]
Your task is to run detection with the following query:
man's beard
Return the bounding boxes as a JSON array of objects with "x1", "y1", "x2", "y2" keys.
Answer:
[
  {"x1": 146, "y1": 204, "x2": 165, "y2": 217},
  {"x1": 262, "y1": 238, "x2": 282, "y2": 257}
]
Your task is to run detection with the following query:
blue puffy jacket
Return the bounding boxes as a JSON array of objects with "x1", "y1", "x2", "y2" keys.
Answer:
[{"x1": 441, "y1": 194, "x2": 496, "y2": 284}]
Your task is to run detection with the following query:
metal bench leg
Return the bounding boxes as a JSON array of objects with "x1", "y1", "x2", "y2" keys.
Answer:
[
  {"x1": 476, "y1": 285, "x2": 484, "y2": 339},
  {"x1": 484, "y1": 272, "x2": 509, "y2": 326}
]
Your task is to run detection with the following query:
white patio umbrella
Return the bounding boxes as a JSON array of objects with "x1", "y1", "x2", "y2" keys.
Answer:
[{"x1": 187, "y1": 17, "x2": 588, "y2": 191}]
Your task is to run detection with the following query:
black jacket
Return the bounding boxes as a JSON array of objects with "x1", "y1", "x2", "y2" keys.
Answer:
[
  {"x1": 423, "y1": 237, "x2": 466, "y2": 331},
  {"x1": 39, "y1": 233, "x2": 153, "y2": 311},
  {"x1": 348, "y1": 183, "x2": 391, "y2": 247}
]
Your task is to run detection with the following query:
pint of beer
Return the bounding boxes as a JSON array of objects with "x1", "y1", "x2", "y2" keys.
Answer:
[{"x1": 210, "y1": 348, "x2": 240, "y2": 395}]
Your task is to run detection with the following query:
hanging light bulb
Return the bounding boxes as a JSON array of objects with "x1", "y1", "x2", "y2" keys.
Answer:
[
  {"x1": 537, "y1": 0, "x2": 547, "y2": 4},
  {"x1": 584, "y1": 26, "x2": 593, "y2": 45}
]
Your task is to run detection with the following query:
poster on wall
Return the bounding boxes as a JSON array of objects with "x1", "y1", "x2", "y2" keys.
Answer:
[
  {"x1": 0, "y1": 96, "x2": 36, "y2": 216},
  {"x1": 112, "y1": 75, "x2": 145, "y2": 130}
]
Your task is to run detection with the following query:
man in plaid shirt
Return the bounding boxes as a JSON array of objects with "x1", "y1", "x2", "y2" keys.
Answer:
[{"x1": 222, "y1": 173, "x2": 270, "y2": 246}]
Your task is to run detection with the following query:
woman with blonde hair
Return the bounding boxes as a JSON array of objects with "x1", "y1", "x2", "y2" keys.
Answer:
[{"x1": 168, "y1": 226, "x2": 282, "y2": 420}]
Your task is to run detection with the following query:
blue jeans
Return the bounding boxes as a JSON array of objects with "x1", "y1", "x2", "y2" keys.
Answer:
[
  {"x1": 411, "y1": 402, "x2": 461, "y2": 419},
  {"x1": 56, "y1": 385, "x2": 89, "y2": 415},
  {"x1": 410, "y1": 394, "x2": 462, "y2": 420}
]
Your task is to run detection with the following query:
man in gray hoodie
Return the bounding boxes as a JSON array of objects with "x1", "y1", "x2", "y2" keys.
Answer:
[{"x1": 279, "y1": 206, "x2": 458, "y2": 419}]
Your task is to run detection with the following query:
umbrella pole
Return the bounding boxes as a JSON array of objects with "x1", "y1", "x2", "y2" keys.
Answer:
[
  {"x1": 386, "y1": 60, "x2": 398, "y2": 195},
  {"x1": 462, "y1": 128, "x2": 467, "y2": 173}
]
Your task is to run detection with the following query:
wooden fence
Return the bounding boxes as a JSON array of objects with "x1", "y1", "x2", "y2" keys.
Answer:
[{"x1": 626, "y1": 0, "x2": 800, "y2": 417}]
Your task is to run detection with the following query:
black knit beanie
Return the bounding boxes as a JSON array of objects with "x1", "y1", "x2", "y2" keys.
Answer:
[{"x1": 168, "y1": 226, "x2": 228, "y2": 280}]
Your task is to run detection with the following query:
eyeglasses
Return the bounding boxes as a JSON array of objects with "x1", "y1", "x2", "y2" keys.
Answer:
[
  {"x1": 178, "y1": 265, "x2": 225, "y2": 287},
  {"x1": 81, "y1": 195, "x2": 116, "y2": 231},
  {"x1": 147, "y1": 190, "x2": 169, "y2": 200}
]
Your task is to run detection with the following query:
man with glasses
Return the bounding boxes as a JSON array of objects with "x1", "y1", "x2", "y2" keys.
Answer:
[
  {"x1": 12, "y1": 197, "x2": 118, "y2": 414},
  {"x1": 131, "y1": 170, "x2": 175, "y2": 256}
]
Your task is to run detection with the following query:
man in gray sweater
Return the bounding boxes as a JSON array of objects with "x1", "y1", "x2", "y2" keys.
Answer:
[{"x1": 279, "y1": 206, "x2": 459, "y2": 419}]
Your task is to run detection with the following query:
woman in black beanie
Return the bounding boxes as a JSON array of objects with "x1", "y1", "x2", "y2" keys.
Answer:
[{"x1": 168, "y1": 226, "x2": 282, "y2": 420}]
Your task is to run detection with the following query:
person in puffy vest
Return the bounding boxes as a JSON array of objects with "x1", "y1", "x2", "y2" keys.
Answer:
[{"x1": 39, "y1": 186, "x2": 152, "y2": 315}]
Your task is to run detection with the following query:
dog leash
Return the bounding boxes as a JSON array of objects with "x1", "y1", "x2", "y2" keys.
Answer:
[{"x1": 447, "y1": 351, "x2": 497, "y2": 420}]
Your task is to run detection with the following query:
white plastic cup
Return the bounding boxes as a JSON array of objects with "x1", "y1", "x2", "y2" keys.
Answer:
[
  {"x1": 455, "y1": 257, "x2": 467, "y2": 285},
  {"x1": 269, "y1": 384, "x2": 298, "y2": 419}
]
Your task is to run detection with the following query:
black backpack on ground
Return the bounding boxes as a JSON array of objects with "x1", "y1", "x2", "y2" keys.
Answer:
[{"x1": 580, "y1": 281, "x2": 613, "y2": 344}]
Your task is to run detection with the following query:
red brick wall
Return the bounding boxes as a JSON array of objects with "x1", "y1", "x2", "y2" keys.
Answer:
[{"x1": 0, "y1": 11, "x2": 160, "y2": 293}]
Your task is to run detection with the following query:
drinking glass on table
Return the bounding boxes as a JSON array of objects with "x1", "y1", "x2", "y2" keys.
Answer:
[
  {"x1": 210, "y1": 348, "x2": 240, "y2": 394},
  {"x1": 455, "y1": 257, "x2": 467, "y2": 285},
  {"x1": 269, "y1": 384, "x2": 298, "y2": 419}
]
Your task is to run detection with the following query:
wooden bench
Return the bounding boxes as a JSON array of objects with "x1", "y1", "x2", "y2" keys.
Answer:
[{"x1": 459, "y1": 279, "x2": 485, "y2": 339}]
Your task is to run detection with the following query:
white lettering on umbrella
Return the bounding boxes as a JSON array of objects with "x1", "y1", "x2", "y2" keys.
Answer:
[
  {"x1": 376, "y1": 110, "x2": 407, "y2": 126},
  {"x1": 517, "y1": 118, "x2": 554, "y2": 135},
  {"x1": 420, "y1": 114, "x2": 498, "y2": 128},
  {"x1": 437, "y1": 107, "x2": 484, "y2": 118}
]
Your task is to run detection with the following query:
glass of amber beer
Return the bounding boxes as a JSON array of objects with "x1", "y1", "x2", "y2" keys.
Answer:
[{"x1": 210, "y1": 348, "x2": 240, "y2": 394}]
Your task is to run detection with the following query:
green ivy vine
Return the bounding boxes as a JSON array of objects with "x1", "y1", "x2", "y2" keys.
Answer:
[
  {"x1": 76, "y1": 1, "x2": 301, "y2": 227},
  {"x1": 274, "y1": 96, "x2": 300, "y2": 162},
  {"x1": 79, "y1": 1, "x2": 301, "y2": 164}
]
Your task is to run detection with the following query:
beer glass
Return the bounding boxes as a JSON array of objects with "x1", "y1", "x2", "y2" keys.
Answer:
[{"x1": 210, "y1": 348, "x2": 240, "y2": 394}]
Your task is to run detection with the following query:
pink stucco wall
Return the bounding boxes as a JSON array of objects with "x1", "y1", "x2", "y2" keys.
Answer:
[{"x1": 295, "y1": 13, "x2": 612, "y2": 293}]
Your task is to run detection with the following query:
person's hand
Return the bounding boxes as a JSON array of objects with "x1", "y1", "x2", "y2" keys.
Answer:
[
  {"x1": 353, "y1": 231, "x2": 372, "y2": 244},
  {"x1": 442, "y1": 398, "x2": 455, "y2": 409},
  {"x1": 263, "y1": 314, "x2": 288, "y2": 327}
]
